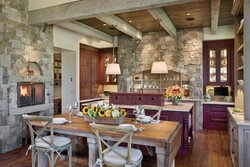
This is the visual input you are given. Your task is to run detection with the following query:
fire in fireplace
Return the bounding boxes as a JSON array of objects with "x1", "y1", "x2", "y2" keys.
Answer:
[{"x1": 17, "y1": 82, "x2": 45, "y2": 107}]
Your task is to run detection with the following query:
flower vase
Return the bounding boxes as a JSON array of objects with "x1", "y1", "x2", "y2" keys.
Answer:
[{"x1": 172, "y1": 97, "x2": 179, "y2": 106}]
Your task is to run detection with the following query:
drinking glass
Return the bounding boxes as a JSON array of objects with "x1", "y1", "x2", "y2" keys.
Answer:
[
  {"x1": 138, "y1": 109, "x2": 145, "y2": 131},
  {"x1": 67, "y1": 104, "x2": 73, "y2": 123},
  {"x1": 72, "y1": 102, "x2": 78, "y2": 117},
  {"x1": 133, "y1": 106, "x2": 139, "y2": 124}
]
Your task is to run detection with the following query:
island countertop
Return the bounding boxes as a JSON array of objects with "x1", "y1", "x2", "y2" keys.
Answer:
[{"x1": 80, "y1": 100, "x2": 193, "y2": 113}]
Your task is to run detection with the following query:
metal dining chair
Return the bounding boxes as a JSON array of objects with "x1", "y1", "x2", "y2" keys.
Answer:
[
  {"x1": 89, "y1": 123, "x2": 143, "y2": 167},
  {"x1": 22, "y1": 115, "x2": 72, "y2": 167}
]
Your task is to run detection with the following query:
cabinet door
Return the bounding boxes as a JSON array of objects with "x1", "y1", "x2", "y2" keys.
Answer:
[
  {"x1": 80, "y1": 50, "x2": 91, "y2": 85},
  {"x1": 92, "y1": 52, "x2": 99, "y2": 84},
  {"x1": 203, "y1": 40, "x2": 234, "y2": 87}
]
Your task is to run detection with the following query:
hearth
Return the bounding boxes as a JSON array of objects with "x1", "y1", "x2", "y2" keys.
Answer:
[{"x1": 17, "y1": 82, "x2": 45, "y2": 107}]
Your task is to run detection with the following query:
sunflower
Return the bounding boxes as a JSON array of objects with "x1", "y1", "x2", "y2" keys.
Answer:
[
  {"x1": 92, "y1": 105, "x2": 98, "y2": 114},
  {"x1": 98, "y1": 108, "x2": 106, "y2": 117},
  {"x1": 82, "y1": 106, "x2": 89, "y2": 115},
  {"x1": 119, "y1": 108, "x2": 127, "y2": 117}
]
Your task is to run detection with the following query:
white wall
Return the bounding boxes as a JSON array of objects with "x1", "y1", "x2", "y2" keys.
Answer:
[
  {"x1": 53, "y1": 25, "x2": 112, "y2": 106},
  {"x1": 61, "y1": 51, "x2": 76, "y2": 113},
  {"x1": 203, "y1": 25, "x2": 235, "y2": 41}
]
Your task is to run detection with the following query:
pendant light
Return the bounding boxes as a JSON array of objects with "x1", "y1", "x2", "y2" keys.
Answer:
[
  {"x1": 105, "y1": 25, "x2": 121, "y2": 75},
  {"x1": 151, "y1": 19, "x2": 168, "y2": 74}
]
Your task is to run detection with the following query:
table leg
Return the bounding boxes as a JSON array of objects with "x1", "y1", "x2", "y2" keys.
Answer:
[
  {"x1": 87, "y1": 137, "x2": 98, "y2": 167},
  {"x1": 38, "y1": 152, "x2": 48, "y2": 167},
  {"x1": 155, "y1": 147, "x2": 166, "y2": 167}
]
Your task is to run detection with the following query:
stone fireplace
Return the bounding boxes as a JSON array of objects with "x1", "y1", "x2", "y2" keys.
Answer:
[{"x1": 0, "y1": 0, "x2": 54, "y2": 153}]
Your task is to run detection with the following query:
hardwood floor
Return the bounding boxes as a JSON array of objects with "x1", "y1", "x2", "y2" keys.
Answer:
[{"x1": 0, "y1": 129, "x2": 233, "y2": 167}]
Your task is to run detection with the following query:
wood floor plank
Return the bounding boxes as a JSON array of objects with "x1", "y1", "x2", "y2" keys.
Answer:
[{"x1": 0, "y1": 129, "x2": 233, "y2": 167}]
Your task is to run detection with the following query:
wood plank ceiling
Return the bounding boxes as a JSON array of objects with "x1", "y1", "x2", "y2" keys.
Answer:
[
  {"x1": 28, "y1": 0, "x2": 234, "y2": 41},
  {"x1": 77, "y1": 0, "x2": 234, "y2": 36}
]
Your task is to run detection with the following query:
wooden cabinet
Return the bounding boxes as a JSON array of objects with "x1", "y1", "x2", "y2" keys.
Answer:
[
  {"x1": 203, "y1": 104, "x2": 234, "y2": 130},
  {"x1": 99, "y1": 48, "x2": 118, "y2": 85},
  {"x1": 80, "y1": 44, "x2": 100, "y2": 100},
  {"x1": 228, "y1": 107, "x2": 250, "y2": 167},
  {"x1": 203, "y1": 40, "x2": 234, "y2": 88}
]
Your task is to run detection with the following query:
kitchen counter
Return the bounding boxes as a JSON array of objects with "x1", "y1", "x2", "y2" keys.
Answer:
[
  {"x1": 202, "y1": 101, "x2": 235, "y2": 105},
  {"x1": 228, "y1": 107, "x2": 250, "y2": 126}
]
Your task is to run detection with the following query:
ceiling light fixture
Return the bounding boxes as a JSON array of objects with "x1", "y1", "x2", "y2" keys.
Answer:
[
  {"x1": 103, "y1": 23, "x2": 107, "y2": 26},
  {"x1": 151, "y1": 19, "x2": 168, "y2": 74},
  {"x1": 129, "y1": 20, "x2": 132, "y2": 23},
  {"x1": 186, "y1": 12, "x2": 191, "y2": 16},
  {"x1": 186, "y1": 17, "x2": 195, "y2": 21},
  {"x1": 105, "y1": 25, "x2": 121, "y2": 75}
]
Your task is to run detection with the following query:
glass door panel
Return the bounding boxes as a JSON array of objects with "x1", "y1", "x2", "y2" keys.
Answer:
[
  {"x1": 209, "y1": 49, "x2": 216, "y2": 82},
  {"x1": 220, "y1": 48, "x2": 227, "y2": 82}
]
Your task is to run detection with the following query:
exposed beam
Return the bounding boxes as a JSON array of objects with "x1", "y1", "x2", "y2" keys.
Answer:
[
  {"x1": 28, "y1": 0, "x2": 202, "y2": 25},
  {"x1": 56, "y1": 21, "x2": 113, "y2": 43},
  {"x1": 96, "y1": 15, "x2": 142, "y2": 40},
  {"x1": 148, "y1": 8, "x2": 177, "y2": 37},
  {"x1": 211, "y1": 0, "x2": 221, "y2": 34}
]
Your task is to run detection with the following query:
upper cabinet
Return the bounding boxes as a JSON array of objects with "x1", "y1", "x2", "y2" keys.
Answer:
[
  {"x1": 99, "y1": 48, "x2": 118, "y2": 85},
  {"x1": 203, "y1": 40, "x2": 234, "y2": 87}
]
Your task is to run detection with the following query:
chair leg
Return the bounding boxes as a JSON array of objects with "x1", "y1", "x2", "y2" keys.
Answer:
[
  {"x1": 31, "y1": 149, "x2": 36, "y2": 167},
  {"x1": 50, "y1": 151, "x2": 55, "y2": 167},
  {"x1": 68, "y1": 145, "x2": 72, "y2": 167}
]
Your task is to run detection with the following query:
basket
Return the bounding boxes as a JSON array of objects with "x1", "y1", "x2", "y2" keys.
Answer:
[{"x1": 84, "y1": 114, "x2": 124, "y2": 125}]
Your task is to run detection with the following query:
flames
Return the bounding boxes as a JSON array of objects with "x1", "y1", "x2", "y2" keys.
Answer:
[{"x1": 20, "y1": 85, "x2": 29, "y2": 96}]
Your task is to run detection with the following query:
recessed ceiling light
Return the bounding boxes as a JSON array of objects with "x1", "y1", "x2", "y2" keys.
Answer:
[
  {"x1": 186, "y1": 17, "x2": 195, "y2": 21},
  {"x1": 186, "y1": 12, "x2": 191, "y2": 16},
  {"x1": 103, "y1": 23, "x2": 107, "y2": 26},
  {"x1": 129, "y1": 20, "x2": 132, "y2": 23}
]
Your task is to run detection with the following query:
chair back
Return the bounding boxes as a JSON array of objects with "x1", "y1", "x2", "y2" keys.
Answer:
[
  {"x1": 22, "y1": 115, "x2": 55, "y2": 148},
  {"x1": 137, "y1": 105, "x2": 162, "y2": 120},
  {"x1": 89, "y1": 123, "x2": 136, "y2": 166}
]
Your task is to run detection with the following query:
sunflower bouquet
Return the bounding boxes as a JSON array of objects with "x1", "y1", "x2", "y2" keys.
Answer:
[{"x1": 82, "y1": 102, "x2": 127, "y2": 121}]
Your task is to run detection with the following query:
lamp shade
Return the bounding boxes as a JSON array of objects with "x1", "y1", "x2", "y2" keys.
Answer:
[
  {"x1": 151, "y1": 61, "x2": 168, "y2": 74},
  {"x1": 105, "y1": 63, "x2": 121, "y2": 75}
]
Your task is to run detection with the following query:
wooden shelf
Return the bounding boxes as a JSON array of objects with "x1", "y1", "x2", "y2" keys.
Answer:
[
  {"x1": 237, "y1": 43, "x2": 244, "y2": 52},
  {"x1": 231, "y1": 0, "x2": 243, "y2": 15},
  {"x1": 237, "y1": 22, "x2": 244, "y2": 34},
  {"x1": 237, "y1": 66, "x2": 244, "y2": 71}
]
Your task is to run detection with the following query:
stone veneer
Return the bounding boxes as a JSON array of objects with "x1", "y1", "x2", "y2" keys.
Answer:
[
  {"x1": 0, "y1": 0, "x2": 54, "y2": 153},
  {"x1": 117, "y1": 29, "x2": 203, "y2": 129}
]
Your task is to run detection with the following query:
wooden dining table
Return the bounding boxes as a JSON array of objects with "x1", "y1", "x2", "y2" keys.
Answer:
[{"x1": 31, "y1": 113, "x2": 181, "y2": 167}]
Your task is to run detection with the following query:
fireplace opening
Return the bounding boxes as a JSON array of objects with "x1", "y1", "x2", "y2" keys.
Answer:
[{"x1": 17, "y1": 82, "x2": 45, "y2": 107}]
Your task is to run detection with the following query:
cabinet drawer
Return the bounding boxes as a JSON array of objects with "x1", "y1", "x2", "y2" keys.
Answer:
[{"x1": 206, "y1": 115, "x2": 228, "y2": 130}]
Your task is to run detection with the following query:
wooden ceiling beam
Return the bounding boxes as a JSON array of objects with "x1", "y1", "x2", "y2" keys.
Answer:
[
  {"x1": 211, "y1": 0, "x2": 221, "y2": 34},
  {"x1": 148, "y1": 8, "x2": 177, "y2": 37},
  {"x1": 56, "y1": 21, "x2": 113, "y2": 43},
  {"x1": 96, "y1": 15, "x2": 142, "y2": 40},
  {"x1": 28, "y1": 0, "x2": 201, "y2": 25}
]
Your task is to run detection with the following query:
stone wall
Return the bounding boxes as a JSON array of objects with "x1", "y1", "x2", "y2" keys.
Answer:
[
  {"x1": 0, "y1": 0, "x2": 54, "y2": 153},
  {"x1": 118, "y1": 28, "x2": 203, "y2": 128}
]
